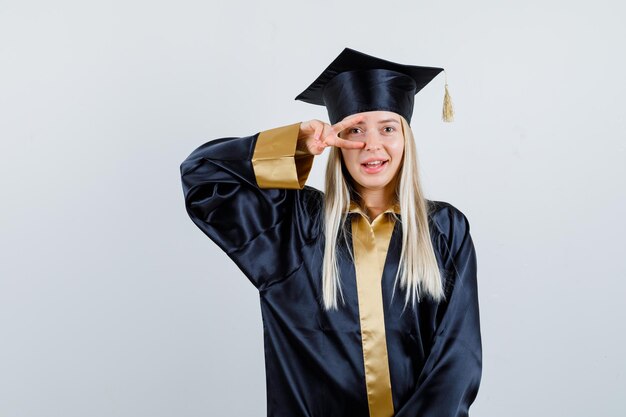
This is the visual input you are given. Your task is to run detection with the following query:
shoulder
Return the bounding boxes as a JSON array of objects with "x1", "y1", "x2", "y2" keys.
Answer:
[
  {"x1": 301, "y1": 185, "x2": 324, "y2": 201},
  {"x1": 427, "y1": 199, "x2": 470, "y2": 232},
  {"x1": 426, "y1": 199, "x2": 472, "y2": 255},
  {"x1": 299, "y1": 186, "x2": 324, "y2": 215},
  {"x1": 295, "y1": 186, "x2": 325, "y2": 243}
]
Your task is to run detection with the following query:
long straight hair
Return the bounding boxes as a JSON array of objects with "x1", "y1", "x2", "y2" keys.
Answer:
[{"x1": 320, "y1": 115, "x2": 445, "y2": 312}]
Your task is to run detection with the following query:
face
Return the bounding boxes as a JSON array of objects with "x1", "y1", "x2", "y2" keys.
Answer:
[{"x1": 339, "y1": 110, "x2": 405, "y2": 194}]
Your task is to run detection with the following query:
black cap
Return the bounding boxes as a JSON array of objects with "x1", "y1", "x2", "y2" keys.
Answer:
[{"x1": 295, "y1": 47, "x2": 449, "y2": 124}]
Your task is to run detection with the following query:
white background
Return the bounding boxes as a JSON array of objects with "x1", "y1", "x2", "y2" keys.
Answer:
[{"x1": 1, "y1": 1, "x2": 624, "y2": 416}]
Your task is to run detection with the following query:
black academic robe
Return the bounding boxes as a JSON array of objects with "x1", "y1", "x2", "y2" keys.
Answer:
[{"x1": 180, "y1": 122, "x2": 482, "y2": 417}]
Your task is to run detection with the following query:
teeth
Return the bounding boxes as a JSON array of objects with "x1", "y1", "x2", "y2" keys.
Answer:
[{"x1": 365, "y1": 160, "x2": 384, "y2": 166}]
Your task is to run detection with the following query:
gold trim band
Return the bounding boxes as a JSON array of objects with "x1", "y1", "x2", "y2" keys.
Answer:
[
  {"x1": 351, "y1": 210, "x2": 397, "y2": 417},
  {"x1": 251, "y1": 122, "x2": 314, "y2": 189}
]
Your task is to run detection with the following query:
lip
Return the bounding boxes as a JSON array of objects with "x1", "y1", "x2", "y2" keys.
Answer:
[
  {"x1": 360, "y1": 159, "x2": 389, "y2": 174},
  {"x1": 361, "y1": 157, "x2": 389, "y2": 164}
]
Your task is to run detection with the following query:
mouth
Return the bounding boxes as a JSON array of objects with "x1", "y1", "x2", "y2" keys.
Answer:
[{"x1": 360, "y1": 159, "x2": 389, "y2": 174}]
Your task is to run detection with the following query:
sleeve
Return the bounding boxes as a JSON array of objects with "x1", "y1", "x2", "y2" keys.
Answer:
[
  {"x1": 179, "y1": 121, "x2": 322, "y2": 291},
  {"x1": 394, "y1": 206, "x2": 482, "y2": 417}
]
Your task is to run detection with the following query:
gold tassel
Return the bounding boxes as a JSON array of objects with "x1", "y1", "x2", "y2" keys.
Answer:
[{"x1": 442, "y1": 71, "x2": 454, "y2": 122}]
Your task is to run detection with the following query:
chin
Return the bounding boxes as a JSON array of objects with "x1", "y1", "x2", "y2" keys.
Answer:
[{"x1": 353, "y1": 176, "x2": 393, "y2": 190}]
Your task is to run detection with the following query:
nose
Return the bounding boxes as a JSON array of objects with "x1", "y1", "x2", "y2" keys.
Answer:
[{"x1": 364, "y1": 132, "x2": 382, "y2": 151}]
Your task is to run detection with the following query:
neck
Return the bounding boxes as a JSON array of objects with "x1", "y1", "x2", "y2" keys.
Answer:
[{"x1": 355, "y1": 182, "x2": 397, "y2": 221}]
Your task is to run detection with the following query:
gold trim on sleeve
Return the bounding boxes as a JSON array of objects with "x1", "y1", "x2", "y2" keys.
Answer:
[{"x1": 251, "y1": 122, "x2": 314, "y2": 189}]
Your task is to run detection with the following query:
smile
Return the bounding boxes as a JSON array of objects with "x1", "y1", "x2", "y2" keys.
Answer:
[{"x1": 360, "y1": 159, "x2": 389, "y2": 174}]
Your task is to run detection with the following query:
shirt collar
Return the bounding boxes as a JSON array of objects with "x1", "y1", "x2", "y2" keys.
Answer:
[{"x1": 348, "y1": 201, "x2": 401, "y2": 215}]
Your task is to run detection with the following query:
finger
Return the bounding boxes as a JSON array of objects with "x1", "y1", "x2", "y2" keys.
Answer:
[
  {"x1": 331, "y1": 113, "x2": 366, "y2": 135},
  {"x1": 325, "y1": 135, "x2": 365, "y2": 149},
  {"x1": 313, "y1": 122, "x2": 323, "y2": 141}
]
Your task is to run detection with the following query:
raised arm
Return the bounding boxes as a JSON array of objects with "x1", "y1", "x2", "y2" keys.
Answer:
[
  {"x1": 180, "y1": 122, "x2": 320, "y2": 291},
  {"x1": 394, "y1": 205, "x2": 482, "y2": 417},
  {"x1": 179, "y1": 116, "x2": 367, "y2": 291}
]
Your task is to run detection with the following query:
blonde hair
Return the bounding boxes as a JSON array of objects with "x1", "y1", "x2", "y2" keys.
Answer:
[{"x1": 321, "y1": 115, "x2": 445, "y2": 312}]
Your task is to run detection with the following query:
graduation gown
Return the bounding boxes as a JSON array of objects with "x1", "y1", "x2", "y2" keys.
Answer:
[{"x1": 179, "y1": 122, "x2": 482, "y2": 417}]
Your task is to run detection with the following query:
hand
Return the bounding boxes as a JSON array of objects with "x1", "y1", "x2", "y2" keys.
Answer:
[{"x1": 297, "y1": 114, "x2": 366, "y2": 155}]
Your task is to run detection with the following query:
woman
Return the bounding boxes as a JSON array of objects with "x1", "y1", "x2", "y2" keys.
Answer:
[{"x1": 180, "y1": 48, "x2": 481, "y2": 417}]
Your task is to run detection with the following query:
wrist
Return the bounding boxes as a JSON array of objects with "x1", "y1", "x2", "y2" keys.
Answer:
[{"x1": 296, "y1": 137, "x2": 312, "y2": 155}]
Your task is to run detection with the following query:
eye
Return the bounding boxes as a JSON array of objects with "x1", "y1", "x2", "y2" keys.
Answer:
[
  {"x1": 383, "y1": 126, "x2": 395, "y2": 133},
  {"x1": 349, "y1": 127, "x2": 362, "y2": 134}
]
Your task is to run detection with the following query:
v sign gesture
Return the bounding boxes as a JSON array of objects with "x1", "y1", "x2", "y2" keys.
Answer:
[{"x1": 297, "y1": 114, "x2": 367, "y2": 155}]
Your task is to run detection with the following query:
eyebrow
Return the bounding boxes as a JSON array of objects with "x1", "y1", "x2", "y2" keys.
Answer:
[{"x1": 353, "y1": 119, "x2": 400, "y2": 125}]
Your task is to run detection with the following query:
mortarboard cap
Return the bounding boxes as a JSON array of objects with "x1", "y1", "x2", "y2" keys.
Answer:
[{"x1": 295, "y1": 47, "x2": 454, "y2": 124}]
